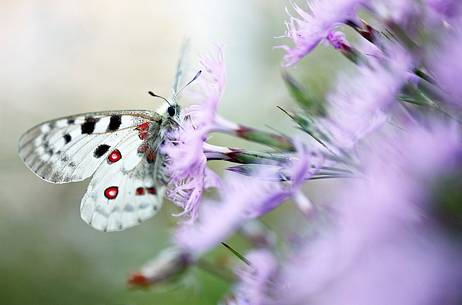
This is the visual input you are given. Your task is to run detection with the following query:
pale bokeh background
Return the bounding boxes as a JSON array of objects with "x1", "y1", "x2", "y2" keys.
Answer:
[{"x1": 0, "y1": 1, "x2": 347, "y2": 304}]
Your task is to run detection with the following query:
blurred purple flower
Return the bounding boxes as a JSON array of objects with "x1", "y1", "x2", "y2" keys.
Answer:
[
  {"x1": 186, "y1": 45, "x2": 226, "y2": 132},
  {"x1": 369, "y1": 0, "x2": 420, "y2": 25},
  {"x1": 426, "y1": 0, "x2": 460, "y2": 19},
  {"x1": 229, "y1": 250, "x2": 277, "y2": 305},
  {"x1": 174, "y1": 145, "x2": 318, "y2": 258},
  {"x1": 174, "y1": 172, "x2": 255, "y2": 258},
  {"x1": 430, "y1": 22, "x2": 462, "y2": 109},
  {"x1": 268, "y1": 122, "x2": 462, "y2": 305},
  {"x1": 326, "y1": 30, "x2": 350, "y2": 50},
  {"x1": 321, "y1": 44, "x2": 412, "y2": 149},
  {"x1": 162, "y1": 46, "x2": 225, "y2": 220},
  {"x1": 278, "y1": 0, "x2": 366, "y2": 67}
]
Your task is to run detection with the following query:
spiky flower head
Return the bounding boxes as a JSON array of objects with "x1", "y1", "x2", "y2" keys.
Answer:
[
  {"x1": 278, "y1": 0, "x2": 366, "y2": 66},
  {"x1": 163, "y1": 46, "x2": 225, "y2": 221}
]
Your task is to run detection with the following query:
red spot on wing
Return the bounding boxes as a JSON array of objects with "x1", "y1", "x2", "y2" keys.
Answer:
[
  {"x1": 146, "y1": 187, "x2": 157, "y2": 195},
  {"x1": 135, "y1": 187, "x2": 145, "y2": 195},
  {"x1": 104, "y1": 186, "x2": 119, "y2": 200},
  {"x1": 136, "y1": 122, "x2": 150, "y2": 140},
  {"x1": 107, "y1": 149, "x2": 122, "y2": 163},
  {"x1": 128, "y1": 272, "x2": 150, "y2": 286}
]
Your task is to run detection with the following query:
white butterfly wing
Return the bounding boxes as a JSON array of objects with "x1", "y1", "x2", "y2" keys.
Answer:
[
  {"x1": 18, "y1": 111, "x2": 158, "y2": 183},
  {"x1": 80, "y1": 131, "x2": 165, "y2": 232},
  {"x1": 19, "y1": 110, "x2": 167, "y2": 231}
]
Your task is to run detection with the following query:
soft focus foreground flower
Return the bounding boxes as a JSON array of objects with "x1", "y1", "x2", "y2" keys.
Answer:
[
  {"x1": 321, "y1": 44, "x2": 412, "y2": 150},
  {"x1": 430, "y1": 21, "x2": 462, "y2": 109},
  {"x1": 174, "y1": 146, "x2": 317, "y2": 259},
  {"x1": 369, "y1": 0, "x2": 420, "y2": 25},
  {"x1": 228, "y1": 250, "x2": 277, "y2": 305},
  {"x1": 326, "y1": 30, "x2": 350, "y2": 50},
  {"x1": 173, "y1": 173, "x2": 285, "y2": 259},
  {"x1": 278, "y1": 0, "x2": 367, "y2": 67},
  {"x1": 426, "y1": 0, "x2": 461, "y2": 19},
  {"x1": 129, "y1": 0, "x2": 462, "y2": 301},
  {"x1": 162, "y1": 47, "x2": 225, "y2": 220},
  {"x1": 128, "y1": 247, "x2": 191, "y2": 287},
  {"x1": 269, "y1": 122, "x2": 462, "y2": 305}
]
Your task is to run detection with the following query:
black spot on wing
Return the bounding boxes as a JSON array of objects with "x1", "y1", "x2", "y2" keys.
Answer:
[
  {"x1": 107, "y1": 115, "x2": 122, "y2": 131},
  {"x1": 81, "y1": 117, "x2": 98, "y2": 134},
  {"x1": 67, "y1": 118, "x2": 75, "y2": 124},
  {"x1": 63, "y1": 134, "x2": 72, "y2": 144},
  {"x1": 94, "y1": 144, "x2": 110, "y2": 158}
]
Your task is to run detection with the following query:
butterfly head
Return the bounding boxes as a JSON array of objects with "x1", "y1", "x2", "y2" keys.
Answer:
[
  {"x1": 166, "y1": 104, "x2": 181, "y2": 119},
  {"x1": 149, "y1": 70, "x2": 201, "y2": 121},
  {"x1": 167, "y1": 105, "x2": 176, "y2": 117}
]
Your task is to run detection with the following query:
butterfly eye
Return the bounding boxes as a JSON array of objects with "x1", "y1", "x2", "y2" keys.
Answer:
[{"x1": 167, "y1": 106, "x2": 176, "y2": 117}]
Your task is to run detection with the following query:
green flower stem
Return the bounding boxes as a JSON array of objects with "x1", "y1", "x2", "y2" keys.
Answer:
[
  {"x1": 386, "y1": 21, "x2": 419, "y2": 51},
  {"x1": 282, "y1": 71, "x2": 326, "y2": 115},
  {"x1": 226, "y1": 163, "x2": 354, "y2": 180},
  {"x1": 213, "y1": 115, "x2": 295, "y2": 151},
  {"x1": 204, "y1": 143, "x2": 288, "y2": 165}
]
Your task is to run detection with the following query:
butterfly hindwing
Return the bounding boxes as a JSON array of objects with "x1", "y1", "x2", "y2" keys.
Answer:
[
  {"x1": 80, "y1": 131, "x2": 165, "y2": 231},
  {"x1": 18, "y1": 110, "x2": 160, "y2": 183}
]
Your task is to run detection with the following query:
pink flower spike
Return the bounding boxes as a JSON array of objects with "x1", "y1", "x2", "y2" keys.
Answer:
[
  {"x1": 326, "y1": 30, "x2": 350, "y2": 50},
  {"x1": 230, "y1": 249, "x2": 278, "y2": 305},
  {"x1": 320, "y1": 43, "x2": 413, "y2": 150},
  {"x1": 430, "y1": 21, "x2": 462, "y2": 109},
  {"x1": 269, "y1": 122, "x2": 462, "y2": 305},
  {"x1": 174, "y1": 145, "x2": 320, "y2": 258},
  {"x1": 278, "y1": 0, "x2": 367, "y2": 67},
  {"x1": 162, "y1": 46, "x2": 226, "y2": 221}
]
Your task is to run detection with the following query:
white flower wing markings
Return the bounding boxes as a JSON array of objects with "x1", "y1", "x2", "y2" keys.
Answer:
[
  {"x1": 80, "y1": 132, "x2": 165, "y2": 232},
  {"x1": 18, "y1": 110, "x2": 159, "y2": 183}
]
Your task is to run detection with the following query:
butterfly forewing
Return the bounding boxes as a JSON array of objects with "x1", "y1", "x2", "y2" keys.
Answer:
[{"x1": 18, "y1": 110, "x2": 160, "y2": 183}]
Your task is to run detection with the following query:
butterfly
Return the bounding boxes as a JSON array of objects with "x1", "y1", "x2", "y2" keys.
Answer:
[{"x1": 18, "y1": 48, "x2": 200, "y2": 232}]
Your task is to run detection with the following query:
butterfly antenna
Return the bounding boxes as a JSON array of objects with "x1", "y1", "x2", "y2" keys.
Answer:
[
  {"x1": 173, "y1": 70, "x2": 202, "y2": 101},
  {"x1": 148, "y1": 91, "x2": 172, "y2": 106}
]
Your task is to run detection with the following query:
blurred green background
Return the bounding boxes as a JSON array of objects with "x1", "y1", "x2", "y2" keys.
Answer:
[{"x1": 0, "y1": 1, "x2": 348, "y2": 304}]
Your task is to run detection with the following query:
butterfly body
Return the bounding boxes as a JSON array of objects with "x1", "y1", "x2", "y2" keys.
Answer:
[{"x1": 18, "y1": 107, "x2": 180, "y2": 231}]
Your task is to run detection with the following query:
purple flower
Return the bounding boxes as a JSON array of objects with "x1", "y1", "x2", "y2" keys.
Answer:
[
  {"x1": 186, "y1": 46, "x2": 226, "y2": 131},
  {"x1": 162, "y1": 46, "x2": 225, "y2": 220},
  {"x1": 326, "y1": 30, "x2": 350, "y2": 50},
  {"x1": 321, "y1": 44, "x2": 412, "y2": 150},
  {"x1": 426, "y1": 0, "x2": 460, "y2": 19},
  {"x1": 229, "y1": 250, "x2": 277, "y2": 305},
  {"x1": 430, "y1": 21, "x2": 462, "y2": 109},
  {"x1": 247, "y1": 143, "x2": 322, "y2": 217},
  {"x1": 174, "y1": 145, "x2": 318, "y2": 258},
  {"x1": 369, "y1": 0, "x2": 420, "y2": 25},
  {"x1": 268, "y1": 122, "x2": 462, "y2": 305},
  {"x1": 173, "y1": 172, "x2": 253, "y2": 258},
  {"x1": 278, "y1": 0, "x2": 366, "y2": 67}
]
